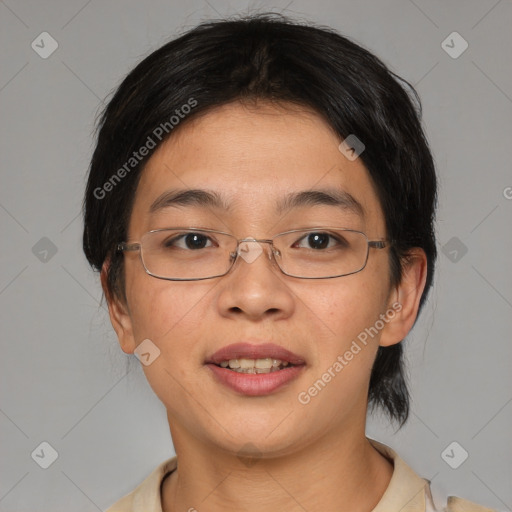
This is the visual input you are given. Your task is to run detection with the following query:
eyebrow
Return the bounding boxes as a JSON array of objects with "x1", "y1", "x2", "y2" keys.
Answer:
[
  {"x1": 275, "y1": 189, "x2": 364, "y2": 217},
  {"x1": 149, "y1": 189, "x2": 231, "y2": 214},
  {"x1": 149, "y1": 187, "x2": 364, "y2": 217}
]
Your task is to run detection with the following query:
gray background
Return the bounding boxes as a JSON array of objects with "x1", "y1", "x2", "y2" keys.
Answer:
[{"x1": 1, "y1": 0, "x2": 511, "y2": 510}]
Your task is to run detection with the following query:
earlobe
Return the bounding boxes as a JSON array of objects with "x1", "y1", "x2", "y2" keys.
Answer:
[
  {"x1": 101, "y1": 261, "x2": 136, "y2": 354},
  {"x1": 379, "y1": 248, "x2": 428, "y2": 347}
]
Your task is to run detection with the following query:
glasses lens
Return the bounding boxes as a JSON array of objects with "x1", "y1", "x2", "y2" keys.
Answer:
[
  {"x1": 140, "y1": 229, "x2": 236, "y2": 280},
  {"x1": 273, "y1": 229, "x2": 369, "y2": 278}
]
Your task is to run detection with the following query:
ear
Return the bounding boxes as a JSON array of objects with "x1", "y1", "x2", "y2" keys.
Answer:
[
  {"x1": 101, "y1": 260, "x2": 136, "y2": 354},
  {"x1": 379, "y1": 248, "x2": 428, "y2": 347}
]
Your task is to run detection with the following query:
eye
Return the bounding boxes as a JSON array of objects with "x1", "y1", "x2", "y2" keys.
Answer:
[
  {"x1": 292, "y1": 232, "x2": 348, "y2": 250},
  {"x1": 163, "y1": 232, "x2": 215, "y2": 250}
]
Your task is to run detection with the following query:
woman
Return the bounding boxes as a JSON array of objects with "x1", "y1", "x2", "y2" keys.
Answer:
[{"x1": 82, "y1": 14, "x2": 494, "y2": 512}]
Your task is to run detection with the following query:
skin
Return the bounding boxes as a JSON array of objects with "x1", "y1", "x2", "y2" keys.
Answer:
[{"x1": 102, "y1": 101, "x2": 427, "y2": 512}]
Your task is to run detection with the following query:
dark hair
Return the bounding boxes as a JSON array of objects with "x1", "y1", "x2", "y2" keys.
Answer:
[{"x1": 83, "y1": 13, "x2": 437, "y2": 426}]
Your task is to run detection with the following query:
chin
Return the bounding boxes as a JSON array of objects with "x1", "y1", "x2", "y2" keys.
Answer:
[{"x1": 205, "y1": 417, "x2": 310, "y2": 459}]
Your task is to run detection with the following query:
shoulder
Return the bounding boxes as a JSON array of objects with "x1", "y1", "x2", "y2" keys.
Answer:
[
  {"x1": 105, "y1": 456, "x2": 177, "y2": 512},
  {"x1": 368, "y1": 438, "x2": 498, "y2": 512},
  {"x1": 443, "y1": 496, "x2": 498, "y2": 512}
]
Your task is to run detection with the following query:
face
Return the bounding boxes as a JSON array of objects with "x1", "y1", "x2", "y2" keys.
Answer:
[{"x1": 108, "y1": 102, "x2": 416, "y2": 460}]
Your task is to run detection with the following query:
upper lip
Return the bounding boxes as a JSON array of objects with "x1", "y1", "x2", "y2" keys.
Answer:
[{"x1": 206, "y1": 343, "x2": 306, "y2": 365}]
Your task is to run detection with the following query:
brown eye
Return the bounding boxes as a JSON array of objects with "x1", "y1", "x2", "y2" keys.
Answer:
[
  {"x1": 293, "y1": 232, "x2": 347, "y2": 250},
  {"x1": 164, "y1": 233, "x2": 214, "y2": 250}
]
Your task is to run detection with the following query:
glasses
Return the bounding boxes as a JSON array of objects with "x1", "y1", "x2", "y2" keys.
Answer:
[{"x1": 116, "y1": 227, "x2": 389, "y2": 281}]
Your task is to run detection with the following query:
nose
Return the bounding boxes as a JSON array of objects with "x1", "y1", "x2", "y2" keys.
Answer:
[{"x1": 216, "y1": 239, "x2": 295, "y2": 321}]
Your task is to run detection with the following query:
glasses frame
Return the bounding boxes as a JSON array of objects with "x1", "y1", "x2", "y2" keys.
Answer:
[{"x1": 116, "y1": 227, "x2": 390, "y2": 281}]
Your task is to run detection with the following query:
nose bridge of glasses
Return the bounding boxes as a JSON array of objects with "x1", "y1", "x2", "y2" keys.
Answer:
[{"x1": 236, "y1": 237, "x2": 276, "y2": 264}]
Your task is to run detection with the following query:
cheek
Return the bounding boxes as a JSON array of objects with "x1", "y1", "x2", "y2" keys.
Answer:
[
  {"x1": 307, "y1": 275, "x2": 389, "y2": 349},
  {"x1": 126, "y1": 271, "x2": 213, "y2": 346},
  {"x1": 294, "y1": 281, "x2": 387, "y2": 425},
  {"x1": 125, "y1": 279, "x2": 211, "y2": 408}
]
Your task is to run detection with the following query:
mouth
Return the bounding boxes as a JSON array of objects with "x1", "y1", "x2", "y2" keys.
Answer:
[{"x1": 205, "y1": 343, "x2": 306, "y2": 396}]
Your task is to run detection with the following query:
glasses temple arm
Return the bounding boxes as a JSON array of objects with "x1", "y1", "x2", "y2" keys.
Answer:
[
  {"x1": 117, "y1": 242, "x2": 141, "y2": 252},
  {"x1": 368, "y1": 240, "x2": 390, "y2": 249}
]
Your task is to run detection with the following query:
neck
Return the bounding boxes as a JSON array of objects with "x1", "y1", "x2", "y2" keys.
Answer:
[{"x1": 161, "y1": 422, "x2": 393, "y2": 512}]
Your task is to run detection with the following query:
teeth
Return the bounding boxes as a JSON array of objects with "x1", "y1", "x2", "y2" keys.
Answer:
[
  {"x1": 239, "y1": 358, "x2": 255, "y2": 369},
  {"x1": 230, "y1": 367, "x2": 277, "y2": 374},
  {"x1": 218, "y1": 358, "x2": 291, "y2": 372},
  {"x1": 255, "y1": 358, "x2": 273, "y2": 369}
]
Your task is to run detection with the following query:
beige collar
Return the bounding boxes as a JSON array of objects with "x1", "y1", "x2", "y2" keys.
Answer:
[
  {"x1": 368, "y1": 439, "x2": 434, "y2": 511},
  {"x1": 106, "y1": 438, "x2": 493, "y2": 511}
]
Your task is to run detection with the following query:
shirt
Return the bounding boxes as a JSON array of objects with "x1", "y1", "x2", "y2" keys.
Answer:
[{"x1": 105, "y1": 439, "x2": 496, "y2": 511}]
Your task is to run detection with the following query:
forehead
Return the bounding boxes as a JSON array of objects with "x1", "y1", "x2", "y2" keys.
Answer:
[{"x1": 129, "y1": 102, "x2": 385, "y2": 233}]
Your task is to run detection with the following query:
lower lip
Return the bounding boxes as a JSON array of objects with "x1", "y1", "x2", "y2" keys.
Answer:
[{"x1": 206, "y1": 364, "x2": 305, "y2": 396}]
